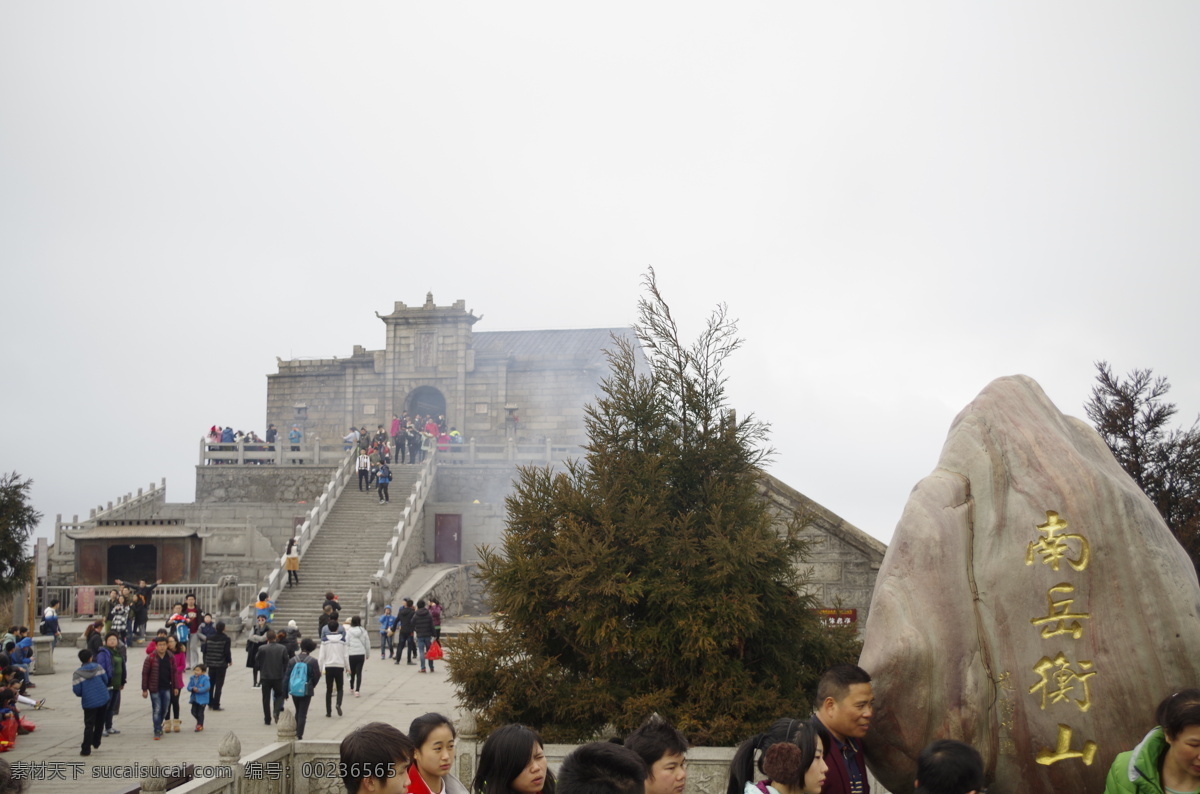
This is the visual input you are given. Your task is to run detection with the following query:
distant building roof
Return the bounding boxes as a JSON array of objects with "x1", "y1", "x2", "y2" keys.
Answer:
[
  {"x1": 473, "y1": 327, "x2": 640, "y2": 369},
  {"x1": 65, "y1": 525, "x2": 197, "y2": 540}
]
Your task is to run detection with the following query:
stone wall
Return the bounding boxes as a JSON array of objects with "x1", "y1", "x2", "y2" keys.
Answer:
[
  {"x1": 425, "y1": 564, "x2": 478, "y2": 615},
  {"x1": 463, "y1": 356, "x2": 506, "y2": 437},
  {"x1": 503, "y1": 367, "x2": 595, "y2": 446},
  {"x1": 158, "y1": 501, "x2": 305, "y2": 586},
  {"x1": 424, "y1": 501, "x2": 508, "y2": 564},
  {"x1": 760, "y1": 474, "x2": 887, "y2": 627},
  {"x1": 432, "y1": 464, "x2": 529, "y2": 505},
  {"x1": 429, "y1": 464, "x2": 548, "y2": 563},
  {"x1": 428, "y1": 465, "x2": 888, "y2": 626},
  {"x1": 194, "y1": 464, "x2": 338, "y2": 504}
]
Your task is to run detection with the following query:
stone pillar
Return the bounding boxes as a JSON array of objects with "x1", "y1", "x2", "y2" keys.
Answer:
[
  {"x1": 276, "y1": 707, "x2": 297, "y2": 741},
  {"x1": 30, "y1": 636, "x2": 54, "y2": 675},
  {"x1": 218, "y1": 731, "x2": 242, "y2": 766},
  {"x1": 140, "y1": 758, "x2": 169, "y2": 792},
  {"x1": 456, "y1": 710, "x2": 479, "y2": 785}
]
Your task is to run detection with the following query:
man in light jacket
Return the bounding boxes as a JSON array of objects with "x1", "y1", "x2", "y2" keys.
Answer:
[{"x1": 317, "y1": 630, "x2": 349, "y2": 718}]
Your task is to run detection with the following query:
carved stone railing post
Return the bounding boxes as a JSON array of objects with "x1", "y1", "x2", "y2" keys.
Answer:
[
  {"x1": 140, "y1": 757, "x2": 169, "y2": 792},
  {"x1": 276, "y1": 708, "x2": 297, "y2": 741},
  {"x1": 219, "y1": 730, "x2": 243, "y2": 766},
  {"x1": 456, "y1": 710, "x2": 479, "y2": 784}
]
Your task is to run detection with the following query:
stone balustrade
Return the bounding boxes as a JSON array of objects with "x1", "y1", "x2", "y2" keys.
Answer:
[{"x1": 199, "y1": 439, "x2": 334, "y2": 466}]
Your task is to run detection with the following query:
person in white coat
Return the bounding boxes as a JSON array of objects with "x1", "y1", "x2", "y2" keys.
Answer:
[
  {"x1": 317, "y1": 630, "x2": 349, "y2": 717},
  {"x1": 344, "y1": 616, "x2": 371, "y2": 696}
]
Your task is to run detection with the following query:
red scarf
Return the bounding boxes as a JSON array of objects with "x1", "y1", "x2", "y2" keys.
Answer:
[{"x1": 407, "y1": 763, "x2": 441, "y2": 794}]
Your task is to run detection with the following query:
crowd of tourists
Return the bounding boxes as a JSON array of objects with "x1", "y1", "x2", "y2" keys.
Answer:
[
  {"x1": 243, "y1": 589, "x2": 445, "y2": 740},
  {"x1": 346, "y1": 412, "x2": 464, "y2": 469},
  {"x1": 328, "y1": 666, "x2": 1200, "y2": 794},
  {"x1": 0, "y1": 623, "x2": 44, "y2": 753},
  {"x1": 201, "y1": 412, "x2": 467, "y2": 468},
  {"x1": 9, "y1": 598, "x2": 1195, "y2": 794},
  {"x1": 327, "y1": 669, "x2": 973, "y2": 794},
  {"x1": 203, "y1": 424, "x2": 294, "y2": 464}
]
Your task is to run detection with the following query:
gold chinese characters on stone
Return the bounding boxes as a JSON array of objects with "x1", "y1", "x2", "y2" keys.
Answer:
[
  {"x1": 1024, "y1": 509, "x2": 1099, "y2": 767},
  {"x1": 1026, "y1": 511, "x2": 1090, "y2": 572},
  {"x1": 1035, "y1": 724, "x2": 1097, "y2": 766},
  {"x1": 1028, "y1": 652, "x2": 1096, "y2": 712},
  {"x1": 1030, "y1": 584, "x2": 1091, "y2": 640}
]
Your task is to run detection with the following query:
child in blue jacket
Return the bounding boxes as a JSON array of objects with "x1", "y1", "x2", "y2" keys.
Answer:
[
  {"x1": 72, "y1": 649, "x2": 110, "y2": 756},
  {"x1": 186, "y1": 663, "x2": 211, "y2": 731},
  {"x1": 378, "y1": 605, "x2": 397, "y2": 660}
]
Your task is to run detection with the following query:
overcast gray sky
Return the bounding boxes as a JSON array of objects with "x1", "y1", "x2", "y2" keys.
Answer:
[{"x1": 2, "y1": 3, "x2": 1198, "y2": 549}]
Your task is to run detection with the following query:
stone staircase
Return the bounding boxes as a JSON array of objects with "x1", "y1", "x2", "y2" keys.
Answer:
[{"x1": 269, "y1": 466, "x2": 424, "y2": 641}]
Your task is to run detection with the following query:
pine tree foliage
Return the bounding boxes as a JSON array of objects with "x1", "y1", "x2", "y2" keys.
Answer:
[
  {"x1": 1085, "y1": 362, "x2": 1200, "y2": 574},
  {"x1": 0, "y1": 473, "x2": 40, "y2": 598},
  {"x1": 450, "y1": 271, "x2": 860, "y2": 745}
]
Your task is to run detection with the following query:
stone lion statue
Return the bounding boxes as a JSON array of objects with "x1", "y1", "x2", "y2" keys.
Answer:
[{"x1": 216, "y1": 575, "x2": 240, "y2": 616}]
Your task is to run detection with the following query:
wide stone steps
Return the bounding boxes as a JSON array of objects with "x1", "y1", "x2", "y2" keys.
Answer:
[{"x1": 267, "y1": 466, "x2": 428, "y2": 639}]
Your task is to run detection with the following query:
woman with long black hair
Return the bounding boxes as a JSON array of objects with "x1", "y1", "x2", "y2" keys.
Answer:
[{"x1": 472, "y1": 724, "x2": 556, "y2": 794}]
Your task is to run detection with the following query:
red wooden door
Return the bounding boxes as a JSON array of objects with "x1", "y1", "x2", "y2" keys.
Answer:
[{"x1": 434, "y1": 514, "x2": 462, "y2": 564}]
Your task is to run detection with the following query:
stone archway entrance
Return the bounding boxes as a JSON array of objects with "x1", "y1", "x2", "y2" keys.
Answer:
[
  {"x1": 108, "y1": 543, "x2": 158, "y2": 584},
  {"x1": 406, "y1": 386, "x2": 446, "y2": 422}
]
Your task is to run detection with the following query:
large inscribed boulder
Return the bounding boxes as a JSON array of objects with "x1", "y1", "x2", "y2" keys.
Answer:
[{"x1": 860, "y1": 375, "x2": 1200, "y2": 794}]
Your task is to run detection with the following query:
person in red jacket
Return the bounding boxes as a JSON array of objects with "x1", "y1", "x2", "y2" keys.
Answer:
[{"x1": 141, "y1": 637, "x2": 178, "y2": 740}]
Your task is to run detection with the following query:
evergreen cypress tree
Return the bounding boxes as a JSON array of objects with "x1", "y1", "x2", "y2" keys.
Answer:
[
  {"x1": 0, "y1": 472, "x2": 39, "y2": 598},
  {"x1": 449, "y1": 271, "x2": 859, "y2": 745}
]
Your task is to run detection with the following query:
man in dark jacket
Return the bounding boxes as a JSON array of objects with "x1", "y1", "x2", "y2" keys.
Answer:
[
  {"x1": 116, "y1": 578, "x2": 161, "y2": 643},
  {"x1": 257, "y1": 631, "x2": 291, "y2": 725},
  {"x1": 413, "y1": 600, "x2": 436, "y2": 673},
  {"x1": 317, "y1": 603, "x2": 339, "y2": 636},
  {"x1": 811, "y1": 664, "x2": 874, "y2": 794},
  {"x1": 141, "y1": 636, "x2": 177, "y2": 739},
  {"x1": 284, "y1": 637, "x2": 322, "y2": 740},
  {"x1": 203, "y1": 621, "x2": 233, "y2": 711},
  {"x1": 394, "y1": 599, "x2": 416, "y2": 665},
  {"x1": 96, "y1": 633, "x2": 126, "y2": 735}
]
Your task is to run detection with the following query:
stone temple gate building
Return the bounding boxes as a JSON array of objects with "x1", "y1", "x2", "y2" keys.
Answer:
[
  {"x1": 50, "y1": 295, "x2": 886, "y2": 629},
  {"x1": 266, "y1": 294, "x2": 630, "y2": 451}
]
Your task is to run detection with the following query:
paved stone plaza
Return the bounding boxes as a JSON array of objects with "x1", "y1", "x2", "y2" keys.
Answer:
[{"x1": 6, "y1": 626, "x2": 463, "y2": 793}]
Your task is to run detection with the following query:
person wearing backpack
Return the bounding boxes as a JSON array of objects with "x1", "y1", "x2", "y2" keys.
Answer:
[
  {"x1": 166, "y1": 603, "x2": 187, "y2": 643},
  {"x1": 285, "y1": 638, "x2": 321, "y2": 739},
  {"x1": 40, "y1": 599, "x2": 62, "y2": 651},
  {"x1": 254, "y1": 592, "x2": 275, "y2": 623},
  {"x1": 377, "y1": 462, "x2": 392, "y2": 504}
]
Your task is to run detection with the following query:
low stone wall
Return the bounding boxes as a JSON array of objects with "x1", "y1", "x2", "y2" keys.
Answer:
[
  {"x1": 195, "y1": 465, "x2": 338, "y2": 504},
  {"x1": 425, "y1": 564, "x2": 477, "y2": 616},
  {"x1": 169, "y1": 711, "x2": 891, "y2": 794},
  {"x1": 433, "y1": 463, "x2": 528, "y2": 505},
  {"x1": 167, "y1": 713, "x2": 741, "y2": 794}
]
